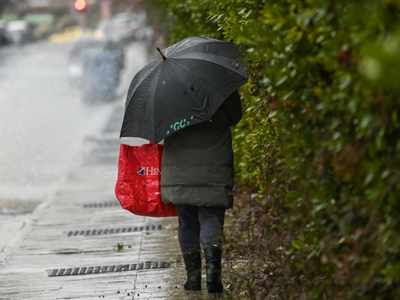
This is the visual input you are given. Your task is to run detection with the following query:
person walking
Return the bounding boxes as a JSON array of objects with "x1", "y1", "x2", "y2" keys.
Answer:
[{"x1": 160, "y1": 90, "x2": 243, "y2": 293}]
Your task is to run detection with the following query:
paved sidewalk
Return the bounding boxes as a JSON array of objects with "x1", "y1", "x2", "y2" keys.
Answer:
[{"x1": 0, "y1": 104, "x2": 210, "y2": 300}]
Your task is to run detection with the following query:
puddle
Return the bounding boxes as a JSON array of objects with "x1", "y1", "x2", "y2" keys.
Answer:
[{"x1": 0, "y1": 199, "x2": 40, "y2": 216}]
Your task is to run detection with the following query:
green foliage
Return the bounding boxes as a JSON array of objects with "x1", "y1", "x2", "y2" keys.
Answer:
[
  {"x1": 114, "y1": 243, "x2": 132, "y2": 252},
  {"x1": 146, "y1": 0, "x2": 400, "y2": 298},
  {"x1": 146, "y1": 0, "x2": 224, "y2": 43}
]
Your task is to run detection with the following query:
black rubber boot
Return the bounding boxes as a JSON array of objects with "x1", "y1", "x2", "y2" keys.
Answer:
[
  {"x1": 182, "y1": 250, "x2": 202, "y2": 290},
  {"x1": 204, "y1": 245, "x2": 223, "y2": 293}
]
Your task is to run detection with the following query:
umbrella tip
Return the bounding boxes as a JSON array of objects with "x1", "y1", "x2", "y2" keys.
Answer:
[{"x1": 157, "y1": 47, "x2": 166, "y2": 60}]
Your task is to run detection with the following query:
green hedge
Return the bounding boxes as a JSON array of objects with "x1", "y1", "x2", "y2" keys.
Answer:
[{"x1": 147, "y1": 1, "x2": 400, "y2": 298}]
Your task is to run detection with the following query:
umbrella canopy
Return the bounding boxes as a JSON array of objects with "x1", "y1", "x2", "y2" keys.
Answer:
[{"x1": 120, "y1": 36, "x2": 248, "y2": 143}]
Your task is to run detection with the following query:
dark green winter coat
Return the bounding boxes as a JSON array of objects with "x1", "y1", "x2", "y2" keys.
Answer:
[{"x1": 160, "y1": 91, "x2": 242, "y2": 208}]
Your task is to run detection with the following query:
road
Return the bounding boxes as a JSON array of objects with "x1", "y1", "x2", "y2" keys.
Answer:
[{"x1": 0, "y1": 40, "x2": 149, "y2": 252}]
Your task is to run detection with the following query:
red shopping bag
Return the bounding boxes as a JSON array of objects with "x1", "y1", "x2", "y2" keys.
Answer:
[{"x1": 115, "y1": 143, "x2": 177, "y2": 217}]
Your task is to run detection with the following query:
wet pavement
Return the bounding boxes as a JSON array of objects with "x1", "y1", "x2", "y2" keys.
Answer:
[{"x1": 0, "y1": 104, "x2": 218, "y2": 300}]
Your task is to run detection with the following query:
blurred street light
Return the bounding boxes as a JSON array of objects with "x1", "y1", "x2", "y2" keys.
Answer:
[{"x1": 74, "y1": 0, "x2": 87, "y2": 12}]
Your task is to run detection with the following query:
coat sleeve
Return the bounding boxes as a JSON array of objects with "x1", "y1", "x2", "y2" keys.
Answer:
[{"x1": 222, "y1": 90, "x2": 243, "y2": 126}]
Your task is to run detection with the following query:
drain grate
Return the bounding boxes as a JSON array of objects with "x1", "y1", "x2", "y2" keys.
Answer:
[
  {"x1": 48, "y1": 261, "x2": 169, "y2": 277},
  {"x1": 83, "y1": 201, "x2": 120, "y2": 208},
  {"x1": 66, "y1": 225, "x2": 163, "y2": 237}
]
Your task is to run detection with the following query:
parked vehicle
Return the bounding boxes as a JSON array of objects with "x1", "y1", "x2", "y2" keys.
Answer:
[
  {"x1": 93, "y1": 12, "x2": 145, "y2": 45},
  {"x1": 5, "y1": 20, "x2": 30, "y2": 45},
  {"x1": 0, "y1": 20, "x2": 10, "y2": 45}
]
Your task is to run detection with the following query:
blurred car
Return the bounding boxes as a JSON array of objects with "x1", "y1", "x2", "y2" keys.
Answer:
[
  {"x1": 67, "y1": 37, "x2": 125, "y2": 87},
  {"x1": 0, "y1": 20, "x2": 10, "y2": 45},
  {"x1": 5, "y1": 20, "x2": 30, "y2": 44},
  {"x1": 48, "y1": 26, "x2": 87, "y2": 44},
  {"x1": 94, "y1": 12, "x2": 145, "y2": 45}
]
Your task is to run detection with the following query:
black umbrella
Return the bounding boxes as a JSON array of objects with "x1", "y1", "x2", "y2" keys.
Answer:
[{"x1": 120, "y1": 36, "x2": 248, "y2": 143}]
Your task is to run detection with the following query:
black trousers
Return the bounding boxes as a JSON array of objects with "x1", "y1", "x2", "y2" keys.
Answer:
[{"x1": 175, "y1": 204, "x2": 226, "y2": 254}]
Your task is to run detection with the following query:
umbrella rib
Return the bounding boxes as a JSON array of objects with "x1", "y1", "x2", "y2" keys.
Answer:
[
  {"x1": 167, "y1": 60, "x2": 226, "y2": 117},
  {"x1": 177, "y1": 56, "x2": 246, "y2": 78},
  {"x1": 167, "y1": 40, "x2": 239, "y2": 59},
  {"x1": 123, "y1": 62, "x2": 161, "y2": 142},
  {"x1": 125, "y1": 59, "x2": 160, "y2": 103},
  {"x1": 170, "y1": 57, "x2": 244, "y2": 97}
]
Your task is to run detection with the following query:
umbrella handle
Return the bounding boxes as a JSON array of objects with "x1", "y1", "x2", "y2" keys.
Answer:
[{"x1": 157, "y1": 47, "x2": 166, "y2": 60}]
